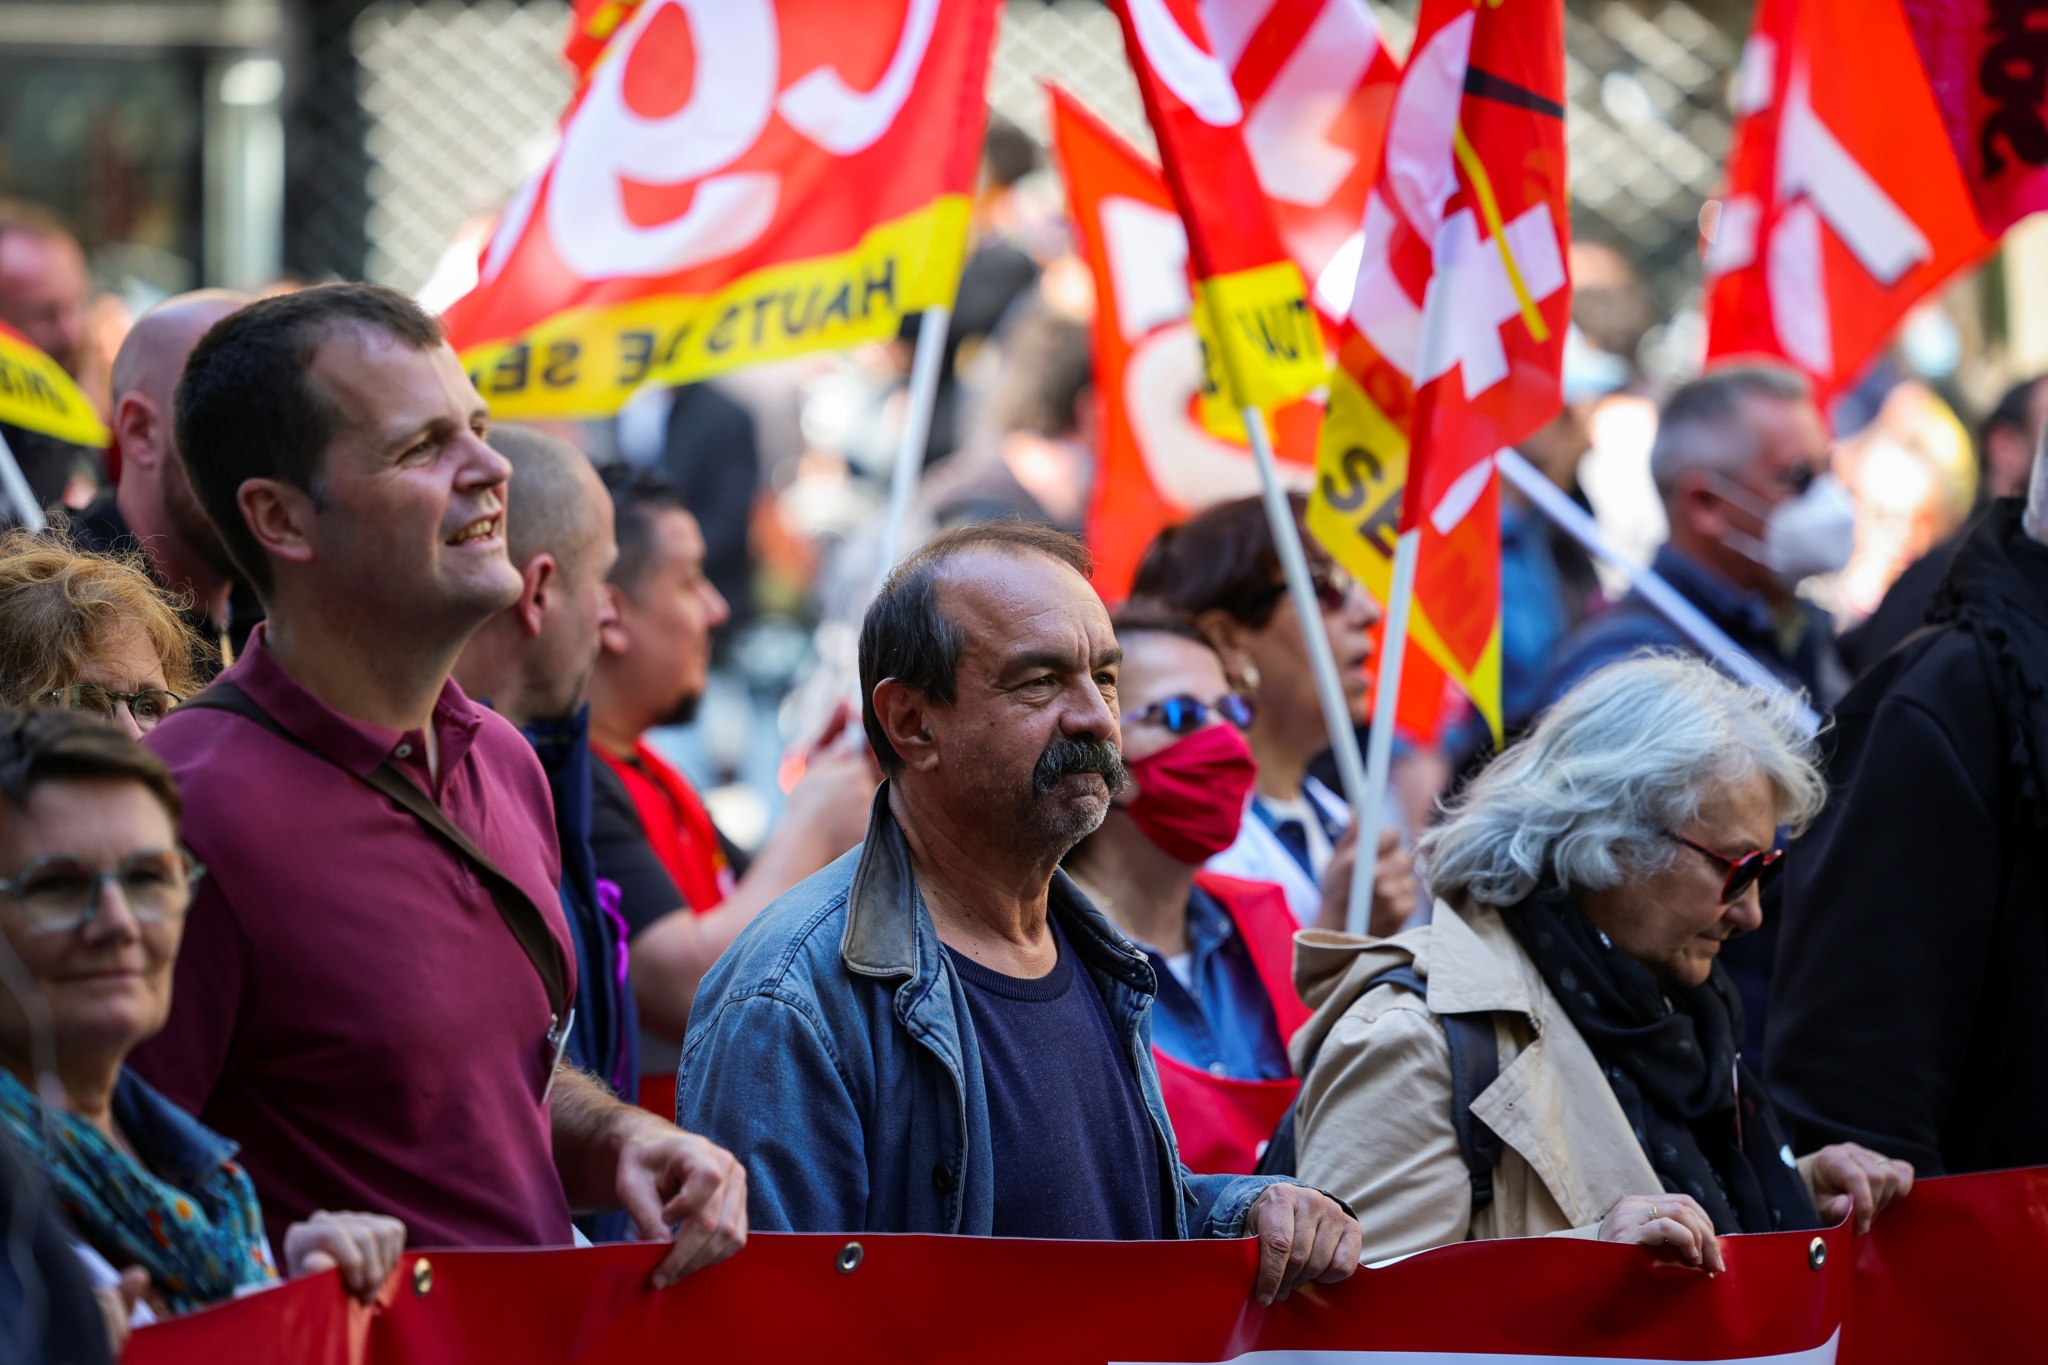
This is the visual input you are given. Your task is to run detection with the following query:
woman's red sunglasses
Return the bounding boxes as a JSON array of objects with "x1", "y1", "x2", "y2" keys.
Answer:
[{"x1": 1663, "y1": 831, "x2": 1784, "y2": 904}]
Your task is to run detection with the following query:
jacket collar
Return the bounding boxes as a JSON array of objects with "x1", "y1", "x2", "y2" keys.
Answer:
[
  {"x1": 841, "y1": 782, "x2": 1153, "y2": 992},
  {"x1": 843, "y1": 783, "x2": 922, "y2": 978},
  {"x1": 1418, "y1": 896, "x2": 1539, "y2": 1019},
  {"x1": 1290, "y1": 896, "x2": 1661, "y2": 1226}
]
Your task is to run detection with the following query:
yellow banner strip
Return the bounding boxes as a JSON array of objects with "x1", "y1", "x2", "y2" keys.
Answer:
[
  {"x1": 0, "y1": 333, "x2": 109, "y2": 448},
  {"x1": 458, "y1": 195, "x2": 971, "y2": 420}
]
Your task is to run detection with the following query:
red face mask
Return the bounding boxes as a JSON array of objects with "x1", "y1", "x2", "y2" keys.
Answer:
[{"x1": 1121, "y1": 722, "x2": 1258, "y2": 864}]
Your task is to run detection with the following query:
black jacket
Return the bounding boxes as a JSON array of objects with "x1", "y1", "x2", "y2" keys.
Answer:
[{"x1": 1766, "y1": 500, "x2": 2048, "y2": 1174}]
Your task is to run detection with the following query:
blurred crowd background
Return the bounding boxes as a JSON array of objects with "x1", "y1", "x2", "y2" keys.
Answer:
[{"x1": 0, "y1": 0, "x2": 2035, "y2": 853}]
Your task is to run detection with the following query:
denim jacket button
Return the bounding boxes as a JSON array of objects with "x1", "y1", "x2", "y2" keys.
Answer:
[{"x1": 932, "y1": 1163, "x2": 955, "y2": 1192}]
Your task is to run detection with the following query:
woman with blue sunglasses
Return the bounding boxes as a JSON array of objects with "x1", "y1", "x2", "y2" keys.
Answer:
[
  {"x1": 1063, "y1": 602, "x2": 1309, "y2": 1176},
  {"x1": 1131, "y1": 495, "x2": 1417, "y2": 935}
]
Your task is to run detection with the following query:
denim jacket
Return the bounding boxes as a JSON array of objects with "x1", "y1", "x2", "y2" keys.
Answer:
[{"x1": 676, "y1": 785, "x2": 1286, "y2": 1236}]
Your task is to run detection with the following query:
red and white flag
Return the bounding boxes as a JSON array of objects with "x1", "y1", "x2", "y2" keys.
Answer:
[
  {"x1": 1307, "y1": 0, "x2": 1571, "y2": 742},
  {"x1": 1702, "y1": 0, "x2": 1992, "y2": 393},
  {"x1": 443, "y1": 0, "x2": 1000, "y2": 418},
  {"x1": 1106, "y1": 0, "x2": 1327, "y2": 426},
  {"x1": 1199, "y1": 0, "x2": 1402, "y2": 320}
]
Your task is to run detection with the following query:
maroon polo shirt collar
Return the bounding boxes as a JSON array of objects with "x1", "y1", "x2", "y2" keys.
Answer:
[{"x1": 229, "y1": 623, "x2": 486, "y2": 795}]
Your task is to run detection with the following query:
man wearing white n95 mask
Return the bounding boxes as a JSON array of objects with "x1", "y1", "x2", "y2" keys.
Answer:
[{"x1": 1539, "y1": 363, "x2": 1853, "y2": 714}]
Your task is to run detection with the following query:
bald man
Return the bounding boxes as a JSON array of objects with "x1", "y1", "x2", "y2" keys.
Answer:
[
  {"x1": 454, "y1": 425, "x2": 658, "y2": 1137},
  {"x1": 74, "y1": 290, "x2": 255, "y2": 671}
]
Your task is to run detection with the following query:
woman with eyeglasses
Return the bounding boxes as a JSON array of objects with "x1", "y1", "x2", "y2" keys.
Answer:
[
  {"x1": 1130, "y1": 495, "x2": 1418, "y2": 936},
  {"x1": 0, "y1": 528, "x2": 200, "y2": 739},
  {"x1": 1288, "y1": 655, "x2": 1912, "y2": 1267},
  {"x1": 1061, "y1": 602, "x2": 1310, "y2": 1175},
  {"x1": 0, "y1": 709, "x2": 404, "y2": 1324}
]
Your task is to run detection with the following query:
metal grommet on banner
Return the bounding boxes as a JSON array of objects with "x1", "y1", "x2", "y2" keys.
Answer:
[
  {"x1": 412, "y1": 1257, "x2": 434, "y2": 1295},
  {"x1": 836, "y1": 1242, "x2": 864, "y2": 1274},
  {"x1": 1807, "y1": 1238, "x2": 1827, "y2": 1270}
]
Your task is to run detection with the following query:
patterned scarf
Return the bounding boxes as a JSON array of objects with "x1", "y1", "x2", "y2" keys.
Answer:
[
  {"x1": 1499, "y1": 881, "x2": 1819, "y2": 1235},
  {"x1": 0, "y1": 1068, "x2": 277, "y2": 1315}
]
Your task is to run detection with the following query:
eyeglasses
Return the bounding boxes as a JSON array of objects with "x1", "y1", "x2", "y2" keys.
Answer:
[
  {"x1": 1248, "y1": 563, "x2": 1362, "y2": 618},
  {"x1": 1663, "y1": 831, "x2": 1783, "y2": 905},
  {"x1": 0, "y1": 848, "x2": 206, "y2": 934},
  {"x1": 1127, "y1": 692, "x2": 1255, "y2": 737},
  {"x1": 39, "y1": 684, "x2": 185, "y2": 733}
]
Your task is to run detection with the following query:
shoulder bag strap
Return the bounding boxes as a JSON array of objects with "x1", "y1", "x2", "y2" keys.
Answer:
[
  {"x1": 1255, "y1": 963, "x2": 1505, "y2": 1209},
  {"x1": 179, "y1": 682, "x2": 571, "y2": 1024}
]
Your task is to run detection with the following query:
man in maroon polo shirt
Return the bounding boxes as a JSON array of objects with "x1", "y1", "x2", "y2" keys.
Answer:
[{"x1": 127, "y1": 284, "x2": 746, "y2": 1285}]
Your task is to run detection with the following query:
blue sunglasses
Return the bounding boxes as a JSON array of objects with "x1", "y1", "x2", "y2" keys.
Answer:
[{"x1": 1128, "y1": 693, "x2": 1255, "y2": 736}]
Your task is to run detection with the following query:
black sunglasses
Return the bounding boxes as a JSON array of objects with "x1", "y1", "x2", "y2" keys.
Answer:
[
  {"x1": 1246, "y1": 563, "x2": 1360, "y2": 618},
  {"x1": 1128, "y1": 693, "x2": 1255, "y2": 737},
  {"x1": 1664, "y1": 831, "x2": 1784, "y2": 904}
]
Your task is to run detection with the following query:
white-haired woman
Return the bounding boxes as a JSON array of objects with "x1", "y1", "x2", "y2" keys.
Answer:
[{"x1": 1290, "y1": 656, "x2": 1913, "y2": 1268}]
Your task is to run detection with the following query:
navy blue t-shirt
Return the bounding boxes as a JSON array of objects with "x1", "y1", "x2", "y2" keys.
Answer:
[{"x1": 946, "y1": 915, "x2": 1166, "y2": 1239}]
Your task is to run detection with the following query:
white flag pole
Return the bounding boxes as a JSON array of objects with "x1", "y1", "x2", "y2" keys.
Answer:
[
  {"x1": 1242, "y1": 405, "x2": 1378, "y2": 936},
  {"x1": 872, "y1": 306, "x2": 952, "y2": 593},
  {"x1": 1495, "y1": 447, "x2": 1823, "y2": 737},
  {"x1": 0, "y1": 429, "x2": 46, "y2": 533},
  {"x1": 1352, "y1": 524, "x2": 1416, "y2": 932}
]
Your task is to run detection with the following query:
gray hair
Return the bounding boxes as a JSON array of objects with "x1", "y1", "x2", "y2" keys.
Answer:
[
  {"x1": 1649, "y1": 363, "x2": 1812, "y2": 498},
  {"x1": 1418, "y1": 654, "x2": 1826, "y2": 907}
]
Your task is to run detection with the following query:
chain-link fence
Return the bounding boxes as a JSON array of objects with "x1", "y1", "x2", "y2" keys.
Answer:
[
  {"x1": 330, "y1": 0, "x2": 1742, "y2": 332},
  {"x1": 354, "y1": 0, "x2": 568, "y2": 292}
]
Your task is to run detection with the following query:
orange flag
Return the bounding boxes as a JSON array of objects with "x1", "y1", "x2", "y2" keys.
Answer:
[
  {"x1": 444, "y1": 0, "x2": 1000, "y2": 418},
  {"x1": 1702, "y1": 0, "x2": 1993, "y2": 394},
  {"x1": 1308, "y1": 0, "x2": 1571, "y2": 743},
  {"x1": 1051, "y1": 86, "x2": 1318, "y2": 601},
  {"x1": 1106, "y1": 0, "x2": 1326, "y2": 429}
]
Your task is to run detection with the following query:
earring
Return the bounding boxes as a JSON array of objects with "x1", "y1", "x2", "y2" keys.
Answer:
[{"x1": 1239, "y1": 663, "x2": 1262, "y2": 692}]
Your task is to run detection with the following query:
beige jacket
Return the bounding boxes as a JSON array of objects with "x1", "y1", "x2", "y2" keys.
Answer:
[{"x1": 1291, "y1": 895, "x2": 1670, "y2": 1263}]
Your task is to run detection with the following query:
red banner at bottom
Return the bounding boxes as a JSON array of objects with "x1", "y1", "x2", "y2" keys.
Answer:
[{"x1": 125, "y1": 1168, "x2": 2047, "y2": 1364}]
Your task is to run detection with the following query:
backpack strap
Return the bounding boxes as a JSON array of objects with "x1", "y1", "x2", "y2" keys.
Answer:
[
  {"x1": 178, "y1": 681, "x2": 572, "y2": 1027},
  {"x1": 1257, "y1": 963, "x2": 1504, "y2": 1213}
]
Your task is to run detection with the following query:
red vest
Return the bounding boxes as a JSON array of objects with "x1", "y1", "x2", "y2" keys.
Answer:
[
  {"x1": 1152, "y1": 873, "x2": 1310, "y2": 1175},
  {"x1": 595, "y1": 740, "x2": 733, "y2": 916}
]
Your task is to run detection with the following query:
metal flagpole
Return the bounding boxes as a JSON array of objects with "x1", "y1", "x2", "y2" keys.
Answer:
[
  {"x1": 1495, "y1": 447, "x2": 1823, "y2": 737},
  {"x1": 0, "y1": 430, "x2": 46, "y2": 533},
  {"x1": 872, "y1": 306, "x2": 952, "y2": 594},
  {"x1": 1241, "y1": 405, "x2": 1377, "y2": 936}
]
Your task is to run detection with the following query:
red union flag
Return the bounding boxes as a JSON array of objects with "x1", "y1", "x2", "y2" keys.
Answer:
[
  {"x1": 1051, "y1": 87, "x2": 1319, "y2": 601},
  {"x1": 1106, "y1": 0, "x2": 1326, "y2": 421},
  {"x1": 1902, "y1": 0, "x2": 2048, "y2": 238},
  {"x1": 1200, "y1": 0, "x2": 1401, "y2": 320},
  {"x1": 1308, "y1": 0, "x2": 1570, "y2": 742},
  {"x1": 1702, "y1": 0, "x2": 1992, "y2": 393},
  {"x1": 442, "y1": 0, "x2": 1000, "y2": 419}
]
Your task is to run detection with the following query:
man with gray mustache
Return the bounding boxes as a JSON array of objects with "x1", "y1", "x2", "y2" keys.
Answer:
[{"x1": 678, "y1": 521, "x2": 1360, "y2": 1305}]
